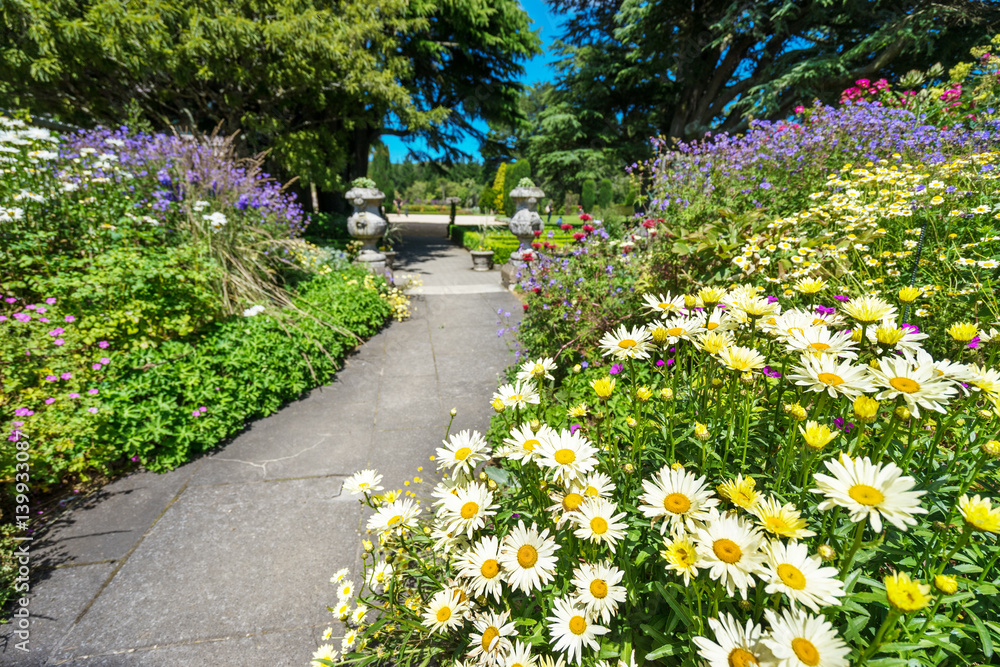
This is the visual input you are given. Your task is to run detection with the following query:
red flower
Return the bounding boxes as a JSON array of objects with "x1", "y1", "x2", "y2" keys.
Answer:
[
  {"x1": 579, "y1": 213, "x2": 593, "y2": 222},
  {"x1": 573, "y1": 232, "x2": 586, "y2": 241},
  {"x1": 531, "y1": 242, "x2": 542, "y2": 250},
  {"x1": 582, "y1": 224, "x2": 594, "y2": 233},
  {"x1": 560, "y1": 223, "x2": 573, "y2": 231},
  {"x1": 522, "y1": 303, "x2": 529, "y2": 311},
  {"x1": 533, "y1": 230, "x2": 542, "y2": 237}
]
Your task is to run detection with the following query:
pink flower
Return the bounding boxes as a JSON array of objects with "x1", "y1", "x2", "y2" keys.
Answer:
[
  {"x1": 856, "y1": 78, "x2": 870, "y2": 87},
  {"x1": 65, "y1": 315, "x2": 76, "y2": 323},
  {"x1": 192, "y1": 410, "x2": 200, "y2": 417},
  {"x1": 26, "y1": 304, "x2": 36, "y2": 310},
  {"x1": 98, "y1": 341, "x2": 109, "y2": 349},
  {"x1": 45, "y1": 298, "x2": 56, "y2": 305},
  {"x1": 54, "y1": 339, "x2": 65, "y2": 346},
  {"x1": 61, "y1": 372, "x2": 72, "y2": 380},
  {"x1": 88, "y1": 407, "x2": 98, "y2": 414},
  {"x1": 100, "y1": 357, "x2": 110, "y2": 364},
  {"x1": 92, "y1": 363, "x2": 102, "y2": 370},
  {"x1": 36, "y1": 306, "x2": 46, "y2": 313},
  {"x1": 68, "y1": 393, "x2": 80, "y2": 399},
  {"x1": 794, "y1": 105, "x2": 805, "y2": 113},
  {"x1": 49, "y1": 328, "x2": 64, "y2": 337},
  {"x1": 199, "y1": 406, "x2": 207, "y2": 412},
  {"x1": 4, "y1": 297, "x2": 17, "y2": 304},
  {"x1": 44, "y1": 398, "x2": 55, "y2": 405},
  {"x1": 88, "y1": 388, "x2": 99, "y2": 395},
  {"x1": 46, "y1": 375, "x2": 57, "y2": 381},
  {"x1": 38, "y1": 317, "x2": 49, "y2": 323}
]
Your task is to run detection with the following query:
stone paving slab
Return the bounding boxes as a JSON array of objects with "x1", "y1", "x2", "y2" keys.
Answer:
[{"x1": 1, "y1": 235, "x2": 520, "y2": 666}]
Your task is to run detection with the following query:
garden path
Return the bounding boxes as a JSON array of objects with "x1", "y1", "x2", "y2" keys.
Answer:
[{"x1": 1, "y1": 230, "x2": 520, "y2": 666}]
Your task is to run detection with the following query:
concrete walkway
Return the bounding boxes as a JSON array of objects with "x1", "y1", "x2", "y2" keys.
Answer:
[{"x1": 1, "y1": 233, "x2": 520, "y2": 666}]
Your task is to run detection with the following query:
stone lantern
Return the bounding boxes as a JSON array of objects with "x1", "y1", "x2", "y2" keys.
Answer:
[
  {"x1": 500, "y1": 183, "x2": 545, "y2": 286},
  {"x1": 345, "y1": 186, "x2": 388, "y2": 273}
]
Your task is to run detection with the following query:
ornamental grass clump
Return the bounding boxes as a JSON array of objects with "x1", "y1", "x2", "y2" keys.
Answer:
[{"x1": 320, "y1": 285, "x2": 1000, "y2": 666}]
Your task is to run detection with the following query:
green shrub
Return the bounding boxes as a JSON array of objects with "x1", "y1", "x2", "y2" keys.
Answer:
[
  {"x1": 580, "y1": 179, "x2": 596, "y2": 212},
  {"x1": 597, "y1": 177, "x2": 613, "y2": 209}
]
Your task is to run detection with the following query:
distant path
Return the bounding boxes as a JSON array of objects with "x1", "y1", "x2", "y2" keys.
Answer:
[{"x1": 1, "y1": 232, "x2": 520, "y2": 666}]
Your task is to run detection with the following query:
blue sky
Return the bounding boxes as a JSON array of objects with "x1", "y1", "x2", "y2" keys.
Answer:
[{"x1": 381, "y1": 0, "x2": 563, "y2": 163}]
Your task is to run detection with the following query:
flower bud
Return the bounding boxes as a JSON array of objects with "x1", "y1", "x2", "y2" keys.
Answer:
[
  {"x1": 449, "y1": 407, "x2": 457, "y2": 416},
  {"x1": 572, "y1": 364, "x2": 582, "y2": 374},
  {"x1": 977, "y1": 409, "x2": 994, "y2": 421},
  {"x1": 487, "y1": 480, "x2": 497, "y2": 490},
  {"x1": 737, "y1": 600, "x2": 753, "y2": 613},
  {"x1": 591, "y1": 376, "x2": 615, "y2": 400},
  {"x1": 800, "y1": 420, "x2": 838, "y2": 450},
  {"x1": 529, "y1": 418, "x2": 541, "y2": 433},
  {"x1": 817, "y1": 544, "x2": 837, "y2": 561},
  {"x1": 983, "y1": 439, "x2": 1000, "y2": 458},
  {"x1": 850, "y1": 328, "x2": 863, "y2": 342},
  {"x1": 894, "y1": 405, "x2": 911, "y2": 422},
  {"x1": 636, "y1": 386, "x2": 653, "y2": 402},
  {"x1": 671, "y1": 462, "x2": 684, "y2": 471},
  {"x1": 694, "y1": 422, "x2": 711, "y2": 441},
  {"x1": 784, "y1": 402, "x2": 808, "y2": 421},
  {"x1": 933, "y1": 521, "x2": 950, "y2": 533},
  {"x1": 650, "y1": 326, "x2": 669, "y2": 345},
  {"x1": 623, "y1": 463, "x2": 635, "y2": 473},
  {"x1": 739, "y1": 372, "x2": 754, "y2": 385},
  {"x1": 660, "y1": 387, "x2": 674, "y2": 401},
  {"x1": 491, "y1": 397, "x2": 505, "y2": 413},
  {"x1": 898, "y1": 286, "x2": 921, "y2": 303},
  {"x1": 684, "y1": 294, "x2": 700, "y2": 308},
  {"x1": 853, "y1": 396, "x2": 879, "y2": 423},
  {"x1": 423, "y1": 526, "x2": 432, "y2": 536},
  {"x1": 363, "y1": 540, "x2": 374, "y2": 552},
  {"x1": 711, "y1": 378, "x2": 723, "y2": 388},
  {"x1": 933, "y1": 574, "x2": 958, "y2": 595},
  {"x1": 626, "y1": 416, "x2": 638, "y2": 428}
]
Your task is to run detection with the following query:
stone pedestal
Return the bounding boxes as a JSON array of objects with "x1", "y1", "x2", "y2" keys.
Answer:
[
  {"x1": 346, "y1": 187, "x2": 387, "y2": 273},
  {"x1": 501, "y1": 186, "x2": 545, "y2": 286}
]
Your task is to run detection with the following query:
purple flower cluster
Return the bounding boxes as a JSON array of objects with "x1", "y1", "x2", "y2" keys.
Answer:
[
  {"x1": 63, "y1": 127, "x2": 308, "y2": 237},
  {"x1": 645, "y1": 101, "x2": 1000, "y2": 213}
]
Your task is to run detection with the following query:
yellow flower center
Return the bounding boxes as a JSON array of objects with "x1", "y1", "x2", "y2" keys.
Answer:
[
  {"x1": 663, "y1": 492, "x2": 692, "y2": 514},
  {"x1": 533, "y1": 364, "x2": 544, "y2": 375},
  {"x1": 817, "y1": 372, "x2": 844, "y2": 386},
  {"x1": 788, "y1": 327, "x2": 804, "y2": 336},
  {"x1": 765, "y1": 516, "x2": 791, "y2": 534},
  {"x1": 589, "y1": 579, "x2": 608, "y2": 598},
  {"x1": 791, "y1": 638, "x2": 820, "y2": 666},
  {"x1": 436, "y1": 606, "x2": 452, "y2": 622},
  {"x1": 481, "y1": 626, "x2": 499, "y2": 651},
  {"x1": 811, "y1": 318, "x2": 827, "y2": 326},
  {"x1": 554, "y1": 448, "x2": 576, "y2": 464},
  {"x1": 707, "y1": 322, "x2": 719, "y2": 330},
  {"x1": 585, "y1": 485, "x2": 599, "y2": 497},
  {"x1": 568, "y1": 615, "x2": 587, "y2": 635},
  {"x1": 848, "y1": 483, "x2": 884, "y2": 506},
  {"x1": 889, "y1": 376, "x2": 920, "y2": 393},
  {"x1": 387, "y1": 515, "x2": 403, "y2": 526},
  {"x1": 809, "y1": 342, "x2": 831, "y2": 351},
  {"x1": 562, "y1": 492, "x2": 584, "y2": 511},
  {"x1": 454, "y1": 447, "x2": 472, "y2": 460},
  {"x1": 509, "y1": 393, "x2": 524, "y2": 403},
  {"x1": 480, "y1": 559, "x2": 500, "y2": 579},
  {"x1": 517, "y1": 544, "x2": 538, "y2": 568},
  {"x1": 658, "y1": 302, "x2": 672, "y2": 309},
  {"x1": 522, "y1": 438, "x2": 539, "y2": 452},
  {"x1": 590, "y1": 517, "x2": 609, "y2": 535},
  {"x1": 667, "y1": 327, "x2": 684, "y2": 337},
  {"x1": 618, "y1": 339, "x2": 637, "y2": 349},
  {"x1": 460, "y1": 501, "x2": 479, "y2": 519},
  {"x1": 713, "y1": 538, "x2": 742, "y2": 564},
  {"x1": 727, "y1": 648, "x2": 760, "y2": 667},
  {"x1": 777, "y1": 563, "x2": 807, "y2": 590}
]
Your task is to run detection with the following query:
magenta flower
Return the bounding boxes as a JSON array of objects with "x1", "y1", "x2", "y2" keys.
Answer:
[
  {"x1": 39, "y1": 317, "x2": 49, "y2": 323},
  {"x1": 54, "y1": 339, "x2": 65, "y2": 346},
  {"x1": 49, "y1": 328, "x2": 64, "y2": 337},
  {"x1": 92, "y1": 363, "x2": 102, "y2": 370},
  {"x1": 4, "y1": 297, "x2": 16, "y2": 303},
  {"x1": 0, "y1": 316, "x2": 6, "y2": 322},
  {"x1": 100, "y1": 357, "x2": 110, "y2": 364},
  {"x1": 87, "y1": 407, "x2": 98, "y2": 414},
  {"x1": 191, "y1": 410, "x2": 200, "y2": 417},
  {"x1": 44, "y1": 398, "x2": 56, "y2": 405},
  {"x1": 65, "y1": 315, "x2": 76, "y2": 323},
  {"x1": 98, "y1": 341, "x2": 109, "y2": 349},
  {"x1": 45, "y1": 297, "x2": 57, "y2": 305},
  {"x1": 61, "y1": 372, "x2": 72, "y2": 380},
  {"x1": 199, "y1": 406, "x2": 207, "y2": 412},
  {"x1": 36, "y1": 306, "x2": 46, "y2": 314},
  {"x1": 88, "y1": 388, "x2": 99, "y2": 395},
  {"x1": 14, "y1": 407, "x2": 34, "y2": 417},
  {"x1": 68, "y1": 393, "x2": 80, "y2": 399},
  {"x1": 26, "y1": 304, "x2": 36, "y2": 310},
  {"x1": 46, "y1": 375, "x2": 57, "y2": 381}
]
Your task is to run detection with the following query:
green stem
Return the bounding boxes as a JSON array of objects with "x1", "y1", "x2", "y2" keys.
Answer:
[
  {"x1": 858, "y1": 610, "x2": 901, "y2": 665},
  {"x1": 840, "y1": 520, "x2": 867, "y2": 577}
]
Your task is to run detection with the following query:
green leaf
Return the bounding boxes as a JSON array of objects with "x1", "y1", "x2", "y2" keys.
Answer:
[{"x1": 966, "y1": 608, "x2": 993, "y2": 658}]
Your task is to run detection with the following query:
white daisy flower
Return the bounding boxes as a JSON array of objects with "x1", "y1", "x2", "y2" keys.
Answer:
[
  {"x1": 811, "y1": 453, "x2": 926, "y2": 533},
  {"x1": 441, "y1": 482, "x2": 499, "y2": 539},
  {"x1": 692, "y1": 612, "x2": 768, "y2": 667},
  {"x1": 422, "y1": 588, "x2": 468, "y2": 633},
  {"x1": 330, "y1": 567, "x2": 350, "y2": 584},
  {"x1": 762, "y1": 541, "x2": 845, "y2": 612},
  {"x1": 516, "y1": 357, "x2": 557, "y2": 382},
  {"x1": 694, "y1": 509, "x2": 767, "y2": 599},
  {"x1": 762, "y1": 607, "x2": 850, "y2": 667},
  {"x1": 788, "y1": 353, "x2": 875, "y2": 400},
  {"x1": 578, "y1": 471, "x2": 616, "y2": 499},
  {"x1": 311, "y1": 644, "x2": 339, "y2": 664},
  {"x1": 333, "y1": 601, "x2": 350, "y2": 620},
  {"x1": 658, "y1": 315, "x2": 705, "y2": 345},
  {"x1": 344, "y1": 469, "x2": 383, "y2": 496},
  {"x1": 752, "y1": 497, "x2": 816, "y2": 540},
  {"x1": 535, "y1": 429, "x2": 598, "y2": 484},
  {"x1": 436, "y1": 430, "x2": 491, "y2": 479},
  {"x1": 336, "y1": 580, "x2": 355, "y2": 602},
  {"x1": 468, "y1": 610, "x2": 517, "y2": 666},
  {"x1": 366, "y1": 497, "x2": 421, "y2": 534},
  {"x1": 351, "y1": 603, "x2": 368, "y2": 625},
  {"x1": 868, "y1": 353, "x2": 958, "y2": 417},
  {"x1": 504, "y1": 640, "x2": 537, "y2": 667},
  {"x1": 341, "y1": 628, "x2": 358, "y2": 652},
  {"x1": 494, "y1": 380, "x2": 540, "y2": 409},
  {"x1": 641, "y1": 292, "x2": 685, "y2": 317},
  {"x1": 546, "y1": 596, "x2": 609, "y2": 666},
  {"x1": 597, "y1": 324, "x2": 653, "y2": 360},
  {"x1": 571, "y1": 497, "x2": 628, "y2": 552},
  {"x1": 458, "y1": 535, "x2": 505, "y2": 601},
  {"x1": 501, "y1": 422, "x2": 556, "y2": 463},
  {"x1": 570, "y1": 561, "x2": 627, "y2": 624},
  {"x1": 366, "y1": 561, "x2": 393, "y2": 588},
  {"x1": 660, "y1": 535, "x2": 700, "y2": 585},
  {"x1": 841, "y1": 294, "x2": 897, "y2": 324},
  {"x1": 546, "y1": 487, "x2": 588, "y2": 528},
  {"x1": 717, "y1": 345, "x2": 768, "y2": 372},
  {"x1": 785, "y1": 327, "x2": 858, "y2": 358},
  {"x1": 499, "y1": 521, "x2": 560, "y2": 593},
  {"x1": 638, "y1": 464, "x2": 719, "y2": 536}
]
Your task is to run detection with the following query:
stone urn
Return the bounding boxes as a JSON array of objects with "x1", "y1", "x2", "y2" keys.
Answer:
[
  {"x1": 471, "y1": 249, "x2": 494, "y2": 271},
  {"x1": 346, "y1": 187, "x2": 387, "y2": 272},
  {"x1": 501, "y1": 185, "x2": 544, "y2": 286}
]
